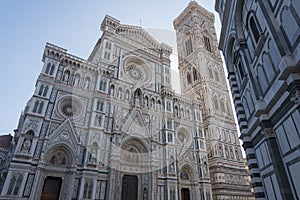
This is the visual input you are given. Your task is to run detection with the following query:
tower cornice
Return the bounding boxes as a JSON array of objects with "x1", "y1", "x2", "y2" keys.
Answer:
[{"x1": 173, "y1": 1, "x2": 215, "y2": 30}]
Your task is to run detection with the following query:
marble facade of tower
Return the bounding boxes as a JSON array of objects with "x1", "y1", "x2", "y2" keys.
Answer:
[
  {"x1": 173, "y1": 2, "x2": 252, "y2": 200},
  {"x1": 0, "y1": 14, "x2": 213, "y2": 200}
]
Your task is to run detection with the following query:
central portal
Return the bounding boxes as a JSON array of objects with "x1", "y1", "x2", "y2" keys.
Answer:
[
  {"x1": 40, "y1": 177, "x2": 62, "y2": 200},
  {"x1": 121, "y1": 175, "x2": 138, "y2": 200},
  {"x1": 181, "y1": 188, "x2": 191, "y2": 200}
]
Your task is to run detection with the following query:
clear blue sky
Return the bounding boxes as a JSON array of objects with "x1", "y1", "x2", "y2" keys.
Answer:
[{"x1": 0, "y1": 1, "x2": 220, "y2": 134}]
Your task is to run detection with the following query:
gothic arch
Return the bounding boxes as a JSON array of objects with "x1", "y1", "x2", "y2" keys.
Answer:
[
  {"x1": 121, "y1": 137, "x2": 149, "y2": 154},
  {"x1": 226, "y1": 35, "x2": 237, "y2": 72},
  {"x1": 180, "y1": 164, "x2": 197, "y2": 182},
  {"x1": 235, "y1": 0, "x2": 246, "y2": 41}
]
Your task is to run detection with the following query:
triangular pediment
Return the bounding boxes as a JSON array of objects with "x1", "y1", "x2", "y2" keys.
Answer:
[
  {"x1": 122, "y1": 110, "x2": 149, "y2": 138},
  {"x1": 46, "y1": 119, "x2": 80, "y2": 152},
  {"x1": 116, "y1": 25, "x2": 161, "y2": 50}
]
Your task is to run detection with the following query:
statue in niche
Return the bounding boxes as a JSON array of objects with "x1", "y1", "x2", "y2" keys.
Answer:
[
  {"x1": 84, "y1": 78, "x2": 90, "y2": 89},
  {"x1": 143, "y1": 188, "x2": 148, "y2": 200},
  {"x1": 63, "y1": 71, "x2": 70, "y2": 83},
  {"x1": 203, "y1": 162, "x2": 209, "y2": 177},
  {"x1": 169, "y1": 162, "x2": 175, "y2": 174},
  {"x1": 21, "y1": 139, "x2": 32, "y2": 152}
]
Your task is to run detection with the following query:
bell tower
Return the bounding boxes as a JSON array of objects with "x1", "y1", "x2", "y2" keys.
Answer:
[{"x1": 174, "y1": 1, "x2": 253, "y2": 199}]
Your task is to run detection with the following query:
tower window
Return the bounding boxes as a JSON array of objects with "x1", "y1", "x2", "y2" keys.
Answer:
[
  {"x1": 32, "y1": 100, "x2": 44, "y2": 114},
  {"x1": 193, "y1": 68, "x2": 198, "y2": 81},
  {"x1": 98, "y1": 77, "x2": 109, "y2": 93},
  {"x1": 185, "y1": 37, "x2": 193, "y2": 56},
  {"x1": 187, "y1": 72, "x2": 192, "y2": 85},
  {"x1": 38, "y1": 84, "x2": 49, "y2": 97},
  {"x1": 237, "y1": 61, "x2": 245, "y2": 80},
  {"x1": 45, "y1": 63, "x2": 55, "y2": 75},
  {"x1": 104, "y1": 51, "x2": 111, "y2": 60},
  {"x1": 96, "y1": 100, "x2": 105, "y2": 112},
  {"x1": 204, "y1": 36, "x2": 212, "y2": 52},
  {"x1": 249, "y1": 16, "x2": 260, "y2": 43}
]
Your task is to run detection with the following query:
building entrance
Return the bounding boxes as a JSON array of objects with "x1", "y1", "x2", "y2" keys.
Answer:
[
  {"x1": 121, "y1": 175, "x2": 138, "y2": 200},
  {"x1": 40, "y1": 177, "x2": 62, "y2": 200},
  {"x1": 181, "y1": 188, "x2": 190, "y2": 200}
]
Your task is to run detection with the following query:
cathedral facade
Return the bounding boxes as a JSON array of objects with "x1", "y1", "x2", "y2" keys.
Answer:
[
  {"x1": 216, "y1": 0, "x2": 300, "y2": 199},
  {"x1": 0, "y1": 2, "x2": 251, "y2": 200}
]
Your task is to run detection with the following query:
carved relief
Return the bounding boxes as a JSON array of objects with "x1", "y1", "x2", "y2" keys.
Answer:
[
  {"x1": 290, "y1": 90, "x2": 300, "y2": 105},
  {"x1": 261, "y1": 127, "x2": 275, "y2": 139}
]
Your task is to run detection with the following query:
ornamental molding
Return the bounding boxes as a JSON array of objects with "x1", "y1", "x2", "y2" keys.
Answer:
[
  {"x1": 291, "y1": 90, "x2": 300, "y2": 105},
  {"x1": 261, "y1": 128, "x2": 275, "y2": 139}
]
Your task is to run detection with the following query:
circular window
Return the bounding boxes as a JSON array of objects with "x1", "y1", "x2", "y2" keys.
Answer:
[
  {"x1": 57, "y1": 96, "x2": 83, "y2": 119},
  {"x1": 123, "y1": 57, "x2": 151, "y2": 84}
]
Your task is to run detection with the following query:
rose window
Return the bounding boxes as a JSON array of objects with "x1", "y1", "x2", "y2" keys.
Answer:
[{"x1": 57, "y1": 96, "x2": 83, "y2": 119}]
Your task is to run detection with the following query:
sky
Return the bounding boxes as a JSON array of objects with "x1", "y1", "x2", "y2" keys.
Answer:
[{"x1": 0, "y1": 0, "x2": 221, "y2": 134}]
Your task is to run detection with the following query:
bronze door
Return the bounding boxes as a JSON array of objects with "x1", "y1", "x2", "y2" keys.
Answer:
[
  {"x1": 40, "y1": 177, "x2": 62, "y2": 200},
  {"x1": 121, "y1": 175, "x2": 138, "y2": 200},
  {"x1": 181, "y1": 188, "x2": 190, "y2": 200}
]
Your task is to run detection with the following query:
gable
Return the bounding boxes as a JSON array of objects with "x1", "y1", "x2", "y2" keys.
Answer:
[
  {"x1": 122, "y1": 110, "x2": 149, "y2": 138},
  {"x1": 45, "y1": 119, "x2": 80, "y2": 152}
]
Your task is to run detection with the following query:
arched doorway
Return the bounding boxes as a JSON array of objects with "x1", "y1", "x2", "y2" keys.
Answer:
[
  {"x1": 37, "y1": 145, "x2": 75, "y2": 200},
  {"x1": 118, "y1": 137, "x2": 150, "y2": 200},
  {"x1": 181, "y1": 188, "x2": 191, "y2": 200},
  {"x1": 40, "y1": 177, "x2": 62, "y2": 200},
  {"x1": 180, "y1": 165, "x2": 196, "y2": 200},
  {"x1": 121, "y1": 175, "x2": 138, "y2": 200}
]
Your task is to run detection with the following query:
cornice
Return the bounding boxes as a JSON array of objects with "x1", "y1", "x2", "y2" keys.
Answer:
[{"x1": 101, "y1": 15, "x2": 172, "y2": 55}]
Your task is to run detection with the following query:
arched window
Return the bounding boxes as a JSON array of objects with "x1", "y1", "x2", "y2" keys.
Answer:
[
  {"x1": 49, "y1": 64, "x2": 55, "y2": 75},
  {"x1": 32, "y1": 101, "x2": 39, "y2": 113},
  {"x1": 38, "y1": 85, "x2": 44, "y2": 96},
  {"x1": 96, "y1": 100, "x2": 104, "y2": 112},
  {"x1": 45, "y1": 63, "x2": 51, "y2": 74},
  {"x1": 38, "y1": 85, "x2": 49, "y2": 97},
  {"x1": 38, "y1": 101, "x2": 44, "y2": 114},
  {"x1": 144, "y1": 96, "x2": 149, "y2": 108},
  {"x1": 7, "y1": 174, "x2": 22, "y2": 195},
  {"x1": 43, "y1": 86, "x2": 49, "y2": 97},
  {"x1": 83, "y1": 180, "x2": 93, "y2": 199},
  {"x1": 249, "y1": 16, "x2": 260, "y2": 43},
  {"x1": 220, "y1": 101, "x2": 225, "y2": 113},
  {"x1": 186, "y1": 109, "x2": 190, "y2": 119},
  {"x1": 94, "y1": 114, "x2": 103, "y2": 127},
  {"x1": 204, "y1": 36, "x2": 212, "y2": 52},
  {"x1": 187, "y1": 72, "x2": 192, "y2": 85},
  {"x1": 134, "y1": 89, "x2": 142, "y2": 106},
  {"x1": 157, "y1": 100, "x2": 161, "y2": 111},
  {"x1": 193, "y1": 68, "x2": 198, "y2": 81},
  {"x1": 151, "y1": 98, "x2": 155, "y2": 109},
  {"x1": 185, "y1": 37, "x2": 193, "y2": 56}
]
